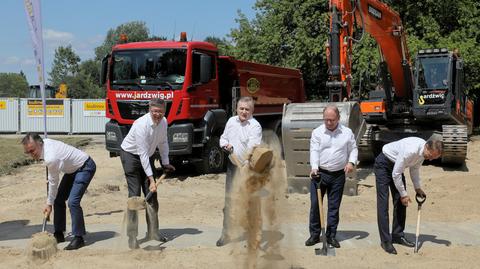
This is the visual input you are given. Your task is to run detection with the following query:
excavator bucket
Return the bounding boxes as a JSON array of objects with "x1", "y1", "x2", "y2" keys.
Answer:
[{"x1": 281, "y1": 101, "x2": 366, "y2": 194}]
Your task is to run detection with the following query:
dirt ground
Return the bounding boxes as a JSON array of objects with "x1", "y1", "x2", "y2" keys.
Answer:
[{"x1": 0, "y1": 136, "x2": 479, "y2": 268}]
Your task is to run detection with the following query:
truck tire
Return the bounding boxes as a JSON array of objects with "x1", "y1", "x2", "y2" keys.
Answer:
[{"x1": 196, "y1": 136, "x2": 226, "y2": 175}]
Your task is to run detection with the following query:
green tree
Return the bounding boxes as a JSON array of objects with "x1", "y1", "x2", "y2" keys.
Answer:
[
  {"x1": 204, "y1": 36, "x2": 234, "y2": 56},
  {"x1": 94, "y1": 21, "x2": 150, "y2": 61},
  {"x1": 0, "y1": 73, "x2": 29, "y2": 97},
  {"x1": 229, "y1": 1, "x2": 329, "y2": 98},
  {"x1": 230, "y1": 0, "x2": 479, "y2": 100},
  {"x1": 64, "y1": 72, "x2": 104, "y2": 99},
  {"x1": 48, "y1": 45, "x2": 81, "y2": 87}
]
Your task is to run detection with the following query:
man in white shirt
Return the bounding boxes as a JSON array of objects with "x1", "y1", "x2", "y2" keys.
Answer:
[
  {"x1": 120, "y1": 98, "x2": 175, "y2": 249},
  {"x1": 22, "y1": 133, "x2": 96, "y2": 250},
  {"x1": 375, "y1": 136, "x2": 443, "y2": 254},
  {"x1": 306, "y1": 105, "x2": 357, "y2": 248},
  {"x1": 216, "y1": 96, "x2": 262, "y2": 247}
]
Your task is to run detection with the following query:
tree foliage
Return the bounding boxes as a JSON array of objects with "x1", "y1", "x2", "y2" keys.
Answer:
[
  {"x1": 48, "y1": 45, "x2": 81, "y2": 87},
  {"x1": 0, "y1": 73, "x2": 29, "y2": 97},
  {"x1": 228, "y1": 0, "x2": 480, "y2": 99},
  {"x1": 94, "y1": 21, "x2": 150, "y2": 61}
]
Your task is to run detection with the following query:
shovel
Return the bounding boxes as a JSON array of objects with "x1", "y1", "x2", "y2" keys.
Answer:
[
  {"x1": 127, "y1": 173, "x2": 167, "y2": 211},
  {"x1": 41, "y1": 213, "x2": 50, "y2": 232},
  {"x1": 414, "y1": 193, "x2": 426, "y2": 253},
  {"x1": 313, "y1": 176, "x2": 335, "y2": 256}
]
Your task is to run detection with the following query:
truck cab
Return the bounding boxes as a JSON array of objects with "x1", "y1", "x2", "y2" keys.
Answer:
[{"x1": 101, "y1": 34, "x2": 305, "y2": 174}]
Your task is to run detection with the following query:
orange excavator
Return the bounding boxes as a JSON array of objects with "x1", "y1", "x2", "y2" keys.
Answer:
[{"x1": 282, "y1": 0, "x2": 473, "y2": 192}]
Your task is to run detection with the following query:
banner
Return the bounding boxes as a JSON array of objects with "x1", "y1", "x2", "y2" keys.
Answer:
[
  {"x1": 83, "y1": 101, "x2": 106, "y2": 117},
  {"x1": 27, "y1": 99, "x2": 64, "y2": 117},
  {"x1": 24, "y1": 0, "x2": 47, "y2": 133}
]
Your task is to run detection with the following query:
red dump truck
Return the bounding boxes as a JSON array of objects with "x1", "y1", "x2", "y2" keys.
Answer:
[{"x1": 101, "y1": 33, "x2": 305, "y2": 174}]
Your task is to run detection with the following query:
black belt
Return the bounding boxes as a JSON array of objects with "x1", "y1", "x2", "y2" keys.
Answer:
[
  {"x1": 318, "y1": 168, "x2": 344, "y2": 175},
  {"x1": 79, "y1": 157, "x2": 91, "y2": 170}
]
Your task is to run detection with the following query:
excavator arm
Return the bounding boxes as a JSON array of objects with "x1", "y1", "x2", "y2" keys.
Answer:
[{"x1": 327, "y1": 0, "x2": 414, "y2": 105}]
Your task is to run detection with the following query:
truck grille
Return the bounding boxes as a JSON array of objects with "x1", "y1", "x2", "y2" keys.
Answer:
[{"x1": 117, "y1": 100, "x2": 172, "y2": 120}]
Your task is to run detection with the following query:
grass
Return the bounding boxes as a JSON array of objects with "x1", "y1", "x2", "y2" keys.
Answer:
[{"x1": 0, "y1": 136, "x2": 91, "y2": 176}]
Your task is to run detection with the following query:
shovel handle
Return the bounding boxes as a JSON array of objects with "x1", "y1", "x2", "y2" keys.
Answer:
[
  {"x1": 145, "y1": 173, "x2": 167, "y2": 201},
  {"x1": 416, "y1": 193, "x2": 426, "y2": 205}
]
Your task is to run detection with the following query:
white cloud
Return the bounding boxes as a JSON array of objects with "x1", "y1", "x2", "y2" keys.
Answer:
[
  {"x1": 0, "y1": 56, "x2": 35, "y2": 66},
  {"x1": 43, "y1": 29, "x2": 74, "y2": 44},
  {"x1": 3, "y1": 56, "x2": 20, "y2": 64}
]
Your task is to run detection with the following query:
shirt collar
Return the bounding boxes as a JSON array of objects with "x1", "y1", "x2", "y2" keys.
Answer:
[
  {"x1": 419, "y1": 142, "x2": 425, "y2": 157},
  {"x1": 323, "y1": 124, "x2": 342, "y2": 134},
  {"x1": 235, "y1": 116, "x2": 251, "y2": 125}
]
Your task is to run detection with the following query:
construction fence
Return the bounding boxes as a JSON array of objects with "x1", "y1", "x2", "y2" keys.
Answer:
[{"x1": 0, "y1": 98, "x2": 108, "y2": 134}]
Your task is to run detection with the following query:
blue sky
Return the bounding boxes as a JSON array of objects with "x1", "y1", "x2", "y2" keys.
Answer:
[{"x1": 0, "y1": 0, "x2": 257, "y2": 85}]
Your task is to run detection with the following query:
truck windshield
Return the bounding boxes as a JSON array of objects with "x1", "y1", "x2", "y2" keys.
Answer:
[
  {"x1": 417, "y1": 57, "x2": 449, "y2": 89},
  {"x1": 111, "y1": 48, "x2": 187, "y2": 90}
]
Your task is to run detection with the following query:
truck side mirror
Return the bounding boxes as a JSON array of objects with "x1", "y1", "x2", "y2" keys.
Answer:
[
  {"x1": 200, "y1": 54, "x2": 211, "y2": 84},
  {"x1": 101, "y1": 54, "x2": 110, "y2": 85}
]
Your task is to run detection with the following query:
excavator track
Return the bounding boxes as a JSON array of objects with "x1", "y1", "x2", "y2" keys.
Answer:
[
  {"x1": 358, "y1": 124, "x2": 375, "y2": 163},
  {"x1": 441, "y1": 125, "x2": 468, "y2": 165}
]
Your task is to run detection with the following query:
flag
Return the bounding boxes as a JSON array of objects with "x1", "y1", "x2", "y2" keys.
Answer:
[{"x1": 24, "y1": 0, "x2": 47, "y2": 137}]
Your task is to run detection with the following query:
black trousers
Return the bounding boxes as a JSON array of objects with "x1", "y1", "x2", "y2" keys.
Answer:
[
  {"x1": 221, "y1": 161, "x2": 237, "y2": 236},
  {"x1": 309, "y1": 168, "x2": 345, "y2": 239},
  {"x1": 120, "y1": 150, "x2": 159, "y2": 238},
  {"x1": 374, "y1": 152, "x2": 406, "y2": 243}
]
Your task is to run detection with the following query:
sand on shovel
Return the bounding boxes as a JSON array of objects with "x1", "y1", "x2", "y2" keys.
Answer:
[{"x1": 25, "y1": 231, "x2": 57, "y2": 261}]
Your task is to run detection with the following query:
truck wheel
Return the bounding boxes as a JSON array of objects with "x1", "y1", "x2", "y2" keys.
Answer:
[{"x1": 196, "y1": 136, "x2": 226, "y2": 175}]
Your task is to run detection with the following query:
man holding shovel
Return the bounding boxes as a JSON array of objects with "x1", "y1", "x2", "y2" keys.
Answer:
[
  {"x1": 216, "y1": 96, "x2": 262, "y2": 247},
  {"x1": 374, "y1": 136, "x2": 443, "y2": 254},
  {"x1": 306, "y1": 105, "x2": 357, "y2": 248},
  {"x1": 22, "y1": 133, "x2": 96, "y2": 250},
  {"x1": 120, "y1": 98, "x2": 175, "y2": 249}
]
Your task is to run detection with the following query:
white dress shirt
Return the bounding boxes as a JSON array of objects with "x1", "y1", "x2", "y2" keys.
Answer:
[
  {"x1": 42, "y1": 139, "x2": 89, "y2": 205},
  {"x1": 382, "y1": 137, "x2": 426, "y2": 197},
  {"x1": 310, "y1": 124, "x2": 358, "y2": 172},
  {"x1": 220, "y1": 116, "x2": 262, "y2": 162},
  {"x1": 121, "y1": 113, "x2": 169, "y2": 177}
]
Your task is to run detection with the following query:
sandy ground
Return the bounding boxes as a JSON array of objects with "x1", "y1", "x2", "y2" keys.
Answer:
[{"x1": 0, "y1": 135, "x2": 479, "y2": 268}]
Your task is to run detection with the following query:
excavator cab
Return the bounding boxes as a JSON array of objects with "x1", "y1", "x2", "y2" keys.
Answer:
[{"x1": 412, "y1": 49, "x2": 465, "y2": 123}]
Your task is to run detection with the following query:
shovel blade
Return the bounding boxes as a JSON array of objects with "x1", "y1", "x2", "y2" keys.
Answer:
[{"x1": 314, "y1": 240, "x2": 336, "y2": 256}]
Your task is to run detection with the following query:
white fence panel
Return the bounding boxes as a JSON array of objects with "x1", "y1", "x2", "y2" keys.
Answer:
[
  {"x1": 72, "y1": 99, "x2": 108, "y2": 133},
  {"x1": 0, "y1": 98, "x2": 19, "y2": 133},
  {"x1": 20, "y1": 98, "x2": 71, "y2": 133}
]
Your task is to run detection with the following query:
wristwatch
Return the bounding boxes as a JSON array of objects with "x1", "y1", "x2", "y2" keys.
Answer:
[{"x1": 349, "y1": 162, "x2": 355, "y2": 167}]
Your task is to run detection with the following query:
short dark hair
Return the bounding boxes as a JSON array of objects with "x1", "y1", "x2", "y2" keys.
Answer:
[
  {"x1": 149, "y1": 98, "x2": 166, "y2": 108},
  {"x1": 21, "y1": 133, "x2": 43, "y2": 145}
]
